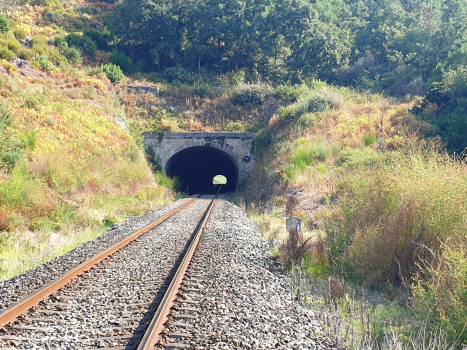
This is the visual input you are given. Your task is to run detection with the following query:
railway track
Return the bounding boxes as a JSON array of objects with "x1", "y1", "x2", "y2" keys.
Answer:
[
  {"x1": 0, "y1": 195, "x2": 217, "y2": 349},
  {"x1": 1, "y1": 194, "x2": 337, "y2": 349}
]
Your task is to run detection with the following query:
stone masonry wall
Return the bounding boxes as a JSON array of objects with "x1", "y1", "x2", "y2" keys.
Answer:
[{"x1": 143, "y1": 133, "x2": 255, "y2": 187}]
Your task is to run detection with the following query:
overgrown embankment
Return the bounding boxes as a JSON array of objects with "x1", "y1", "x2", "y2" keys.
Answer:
[
  {"x1": 0, "y1": 65, "x2": 176, "y2": 282},
  {"x1": 240, "y1": 83, "x2": 467, "y2": 348}
]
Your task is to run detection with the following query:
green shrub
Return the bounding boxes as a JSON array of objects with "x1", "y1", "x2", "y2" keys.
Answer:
[
  {"x1": 34, "y1": 55, "x2": 52, "y2": 71},
  {"x1": 65, "y1": 33, "x2": 82, "y2": 48},
  {"x1": 232, "y1": 82, "x2": 274, "y2": 105},
  {"x1": 83, "y1": 29, "x2": 106, "y2": 49},
  {"x1": 0, "y1": 165, "x2": 28, "y2": 207},
  {"x1": 225, "y1": 121, "x2": 245, "y2": 132},
  {"x1": 13, "y1": 28, "x2": 26, "y2": 40},
  {"x1": 32, "y1": 34, "x2": 48, "y2": 47},
  {"x1": 302, "y1": 250, "x2": 329, "y2": 276},
  {"x1": 252, "y1": 130, "x2": 273, "y2": 154},
  {"x1": 336, "y1": 148, "x2": 381, "y2": 169},
  {"x1": 60, "y1": 43, "x2": 82, "y2": 65},
  {"x1": 86, "y1": 65, "x2": 102, "y2": 76},
  {"x1": 102, "y1": 63, "x2": 124, "y2": 83},
  {"x1": 0, "y1": 102, "x2": 28, "y2": 172},
  {"x1": 48, "y1": 47, "x2": 68, "y2": 66},
  {"x1": 81, "y1": 36, "x2": 97, "y2": 58},
  {"x1": 110, "y1": 50, "x2": 133, "y2": 73},
  {"x1": 0, "y1": 15, "x2": 10, "y2": 34},
  {"x1": 160, "y1": 66, "x2": 190, "y2": 83},
  {"x1": 306, "y1": 87, "x2": 344, "y2": 112},
  {"x1": 362, "y1": 133, "x2": 377, "y2": 147},
  {"x1": 0, "y1": 48, "x2": 15, "y2": 61},
  {"x1": 6, "y1": 39, "x2": 21, "y2": 54},
  {"x1": 31, "y1": 35, "x2": 48, "y2": 56},
  {"x1": 274, "y1": 84, "x2": 308, "y2": 102},
  {"x1": 155, "y1": 171, "x2": 180, "y2": 191},
  {"x1": 52, "y1": 35, "x2": 66, "y2": 46},
  {"x1": 193, "y1": 83, "x2": 221, "y2": 98},
  {"x1": 102, "y1": 215, "x2": 117, "y2": 229},
  {"x1": 420, "y1": 66, "x2": 467, "y2": 153}
]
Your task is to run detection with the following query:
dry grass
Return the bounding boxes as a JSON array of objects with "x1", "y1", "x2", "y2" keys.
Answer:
[
  {"x1": 280, "y1": 224, "x2": 313, "y2": 266},
  {"x1": 119, "y1": 81, "x2": 280, "y2": 134},
  {"x1": 238, "y1": 85, "x2": 467, "y2": 348},
  {"x1": 0, "y1": 60, "x2": 173, "y2": 281}
]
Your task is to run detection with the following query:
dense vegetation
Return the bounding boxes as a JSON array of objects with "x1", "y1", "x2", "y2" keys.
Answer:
[
  {"x1": 244, "y1": 84, "x2": 467, "y2": 348},
  {"x1": 113, "y1": 0, "x2": 467, "y2": 151},
  {"x1": 1, "y1": 0, "x2": 466, "y2": 150}
]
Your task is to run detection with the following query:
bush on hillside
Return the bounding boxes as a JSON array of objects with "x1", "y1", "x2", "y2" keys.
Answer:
[
  {"x1": 0, "y1": 15, "x2": 10, "y2": 34},
  {"x1": 31, "y1": 35, "x2": 47, "y2": 56},
  {"x1": 274, "y1": 84, "x2": 308, "y2": 102},
  {"x1": 0, "y1": 102, "x2": 31, "y2": 172},
  {"x1": 307, "y1": 88, "x2": 344, "y2": 112},
  {"x1": 34, "y1": 55, "x2": 52, "y2": 71},
  {"x1": 232, "y1": 82, "x2": 274, "y2": 105},
  {"x1": 192, "y1": 83, "x2": 223, "y2": 98},
  {"x1": 0, "y1": 48, "x2": 15, "y2": 61},
  {"x1": 160, "y1": 66, "x2": 190, "y2": 83},
  {"x1": 13, "y1": 28, "x2": 26, "y2": 40},
  {"x1": 17, "y1": 48, "x2": 34, "y2": 61},
  {"x1": 326, "y1": 149, "x2": 467, "y2": 286},
  {"x1": 32, "y1": 34, "x2": 47, "y2": 47},
  {"x1": 6, "y1": 39, "x2": 21, "y2": 54},
  {"x1": 83, "y1": 29, "x2": 106, "y2": 49},
  {"x1": 65, "y1": 33, "x2": 82, "y2": 48},
  {"x1": 81, "y1": 36, "x2": 97, "y2": 58},
  {"x1": 252, "y1": 130, "x2": 273, "y2": 154},
  {"x1": 103, "y1": 63, "x2": 124, "y2": 83},
  {"x1": 110, "y1": 50, "x2": 133, "y2": 73},
  {"x1": 59, "y1": 42, "x2": 82, "y2": 65}
]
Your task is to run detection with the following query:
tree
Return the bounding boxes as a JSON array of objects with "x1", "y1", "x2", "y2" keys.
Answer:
[{"x1": 0, "y1": 14, "x2": 10, "y2": 34}]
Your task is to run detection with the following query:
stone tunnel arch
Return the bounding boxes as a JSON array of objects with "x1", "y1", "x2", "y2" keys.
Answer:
[
  {"x1": 165, "y1": 146, "x2": 239, "y2": 194},
  {"x1": 143, "y1": 132, "x2": 255, "y2": 193}
]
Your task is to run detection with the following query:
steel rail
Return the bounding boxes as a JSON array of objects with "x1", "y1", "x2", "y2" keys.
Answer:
[
  {"x1": 0, "y1": 196, "x2": 200, "y2": 329},
  {"x1": 137, "y1": 194, "x2": 217, "y2": 349}
]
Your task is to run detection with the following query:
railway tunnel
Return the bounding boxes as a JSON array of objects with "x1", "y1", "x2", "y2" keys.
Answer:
[
  {"x1": 143, "y1": 132, "x2": 255, "y2": 194},
  {"x1": 165, "y1": 146, "x2": 238, "y2": 194}
]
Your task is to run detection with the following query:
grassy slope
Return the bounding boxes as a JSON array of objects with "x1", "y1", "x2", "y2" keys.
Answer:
[
  {"x1": 0, "y1": 4, "x2": 175, "y2": 281},
  {"x1": 240, "y1": 85, "x2": 467, "y2": 347}
]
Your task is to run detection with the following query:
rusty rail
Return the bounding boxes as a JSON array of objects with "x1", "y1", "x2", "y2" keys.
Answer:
[
  {"x1": 0, "y1": 196, "x2": 200, "y2": 329},
  {"x1": 137, "y1": 194, "x2": 217, "y2": 349}
]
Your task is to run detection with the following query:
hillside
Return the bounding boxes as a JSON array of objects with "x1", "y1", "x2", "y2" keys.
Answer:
[
  {"x1": 0, "y1": 4, "x2": 177, "y2": 281},
  {"x1": 241, "y1": 85, "x2": 467, "y2": 348}
]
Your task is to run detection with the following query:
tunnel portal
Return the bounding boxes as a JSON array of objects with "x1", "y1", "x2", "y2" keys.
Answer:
[{"x1": 165, "y1": 146, "x2": 238, "y2": 194}]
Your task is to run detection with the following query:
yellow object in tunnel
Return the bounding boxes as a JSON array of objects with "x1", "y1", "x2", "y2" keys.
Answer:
[{"x1": 213, "y1": 175, "x2": 227, "y2": 185}]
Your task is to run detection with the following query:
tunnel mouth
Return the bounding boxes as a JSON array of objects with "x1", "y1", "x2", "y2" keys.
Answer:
[{"x1": 165, "y1": 146, "x2": 239, "y2": 194}]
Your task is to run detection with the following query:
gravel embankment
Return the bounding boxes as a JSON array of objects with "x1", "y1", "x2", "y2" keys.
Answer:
[{"x1": 160, "y1": 198, "x2": 337, "y2": 349}]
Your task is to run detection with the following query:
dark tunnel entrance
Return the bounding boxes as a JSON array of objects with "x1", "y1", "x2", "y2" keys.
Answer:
[{"x1": 165, "y1": 146, "x2": 239, "y2": 194}]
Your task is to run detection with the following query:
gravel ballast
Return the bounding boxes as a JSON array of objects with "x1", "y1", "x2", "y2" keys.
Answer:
[
  {"x1": 1, "y1": 196, "x2": 336, "y2": 349},
  {"x1": 160, "y1": 197, "x2": 337, "y2": 349}
]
